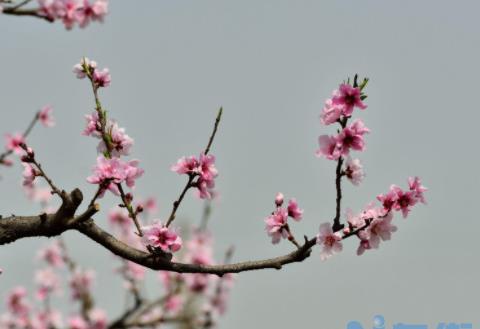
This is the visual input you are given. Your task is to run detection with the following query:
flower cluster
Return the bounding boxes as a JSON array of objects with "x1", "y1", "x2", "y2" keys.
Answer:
[
  {"x1": 3, "y1": 106, "x2": 54, "y2": 173},
  {"x1": 313, "y1": 78, "x2": 426, "y2": 260},
  {"x1": 86, "y1": 156, "x2": 143, "y2": 197},
  {"x1": 75, "y1": 59, "x2": 144, "y2": 199},
  {"x1": 38, "y1": 0, "x2": 108, "y2": 30},
  {"x1": 316, "y1": 79, "x2": 369, "y2": 189},
  {"x1": 264, "y1": 193, "x2": 304, "y2": 244},
  {"x1": 320, "y1": 83, "x2": 367, "y2": 125},
  {"x1": 377, "y1": 177, "x2": 427, "y2": 218},
  {"x1": 73, "y1": 57, "x2": 111, "y2": 88},
  {"x1": 171, "y1": 154, "x2": 219, "y2": 199},
  {"x1": 1, "y1": 240, "x2": 108, "y2": 329},
  {"x1": 316, "y1": 119, "x2": 370, "y2": 160}
]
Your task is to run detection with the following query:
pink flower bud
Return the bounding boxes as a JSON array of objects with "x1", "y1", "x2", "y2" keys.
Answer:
[{"x1": 275, "y1": 192, "x2": 284, "y2": 207}]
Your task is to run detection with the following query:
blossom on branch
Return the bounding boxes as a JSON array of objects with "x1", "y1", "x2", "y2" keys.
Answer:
[
  {"x1": 4, "y1": 133, "x2": 25, "y2": 155},
  {"x1": 37, "y1": 0, "x2": 108, "y2": 30},
  {"x1": 344, "y1": 157, "x2": 365, "y2": 186},
  {"x1": 86, "y1": 156, "x2": 144, "y2": 197},
  {"x1": 38, "y1": 105, "x2": 55, "y2": 127},
  {"x1": 316, "y1": 223, "x2": 343, "y2": 260},
  {"x1": 171, "y1": 153, "x2": 219, "y2": 200},
  {"x1": 332, "y1": 83, "x2": 367, "y2": 116},
  {"x1": 142, "y1": 223, "x2": 182, "y2": 253}
]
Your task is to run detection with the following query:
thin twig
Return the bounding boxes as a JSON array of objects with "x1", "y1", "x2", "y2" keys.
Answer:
[{"x1": 165, "y1": 108, "x2": 223, "y2": 228}]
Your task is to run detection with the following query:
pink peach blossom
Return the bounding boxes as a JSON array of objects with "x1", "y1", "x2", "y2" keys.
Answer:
[
  {"x1": 320, "y1": 98, "x2": 344, "y2": 125},
  {"x1": 82, "y1": 112, "x2": 101, "y2": 137},
  {"x1": 287, "y1": 198, "x2": 303, "y2": 221},
  {"x1": 357, "y1": 212, "x2": 397, "y2": 255},
  {"x1": 336, "y1": 119, "x2": 370, "y2": 156},
  {"x1": 264, "y1": 208, "x2": 289, "y2": 244},
  {"x1": 391, "y1": 185, "x2": 417, "y2": 218},
  {"x1": 142, "y1": 223, "x2": 182, "y2": 253},
  {"x1": 93, "y1": 68, "x2": 111, "y2": 87},
  {"x1": 38, "y1": 105, "x2": 55, "y2": 127},
  {"x1": 77, "y1": 0, "x2": 108, "y2": 28},
  {"x1": 316, "y1": 135, "x2": 341, "y2": 160},
  {"x1": 408, "y1": 176, "x2": 427, "y2": 204},
  {"x1": 332, "y1": 83, "x2": 367, "y2": 116},
  {"x1": 5, "y1": 132, "x2": 25, "y2": 155},
  {"x1": 96, "y1": 122, "x2": 133, "y2": 157},
  {"x1": 345, "y1": 157, "x2": 364, "y2": 186},
  {"x1": 171, "y1": 156, "x2": 199, "y2": 175},
  {"x1": 316, "y1": 223, "x2": 342, "y2": 260}
]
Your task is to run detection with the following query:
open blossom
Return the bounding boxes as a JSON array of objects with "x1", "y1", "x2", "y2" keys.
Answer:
[
  {"x1": 316, "y1": 223, "x2": 342, "y2": 260},
  {"x1": 378, "y1": 185, "x2": 417, "y2": 218},
  {"x1": 73, "y1": 57, "x2": 97, "y2": 79},
  {"x1": 357, "y1": 212, "x2": 397, "y2": 255},
  {"x1": 264, "y1": 208, "x2": 289, "y2": 244},
  {"x1": 332, "y1": 83, "x2": 367, "y2": 116},
  {"x1": 316, "y1": 135, "x2": 342, "y2": 160},
  {"x1": 87, "y1": 156, "x2": 144, "y2": 197},
  {"x1": 198, "y1": 154, "x2": 218, "y2": 182},
  {"x1": 377, "y1": 188, "x2": 398, "y2": 213},
  {"x1": 35, "y1": 268, "x2": 61, "y2": 300},
  {"x1": 37, "y1": 241, "x2": 64, "y2": 268},
  {"x1": 171, "y1": 156, "x2": 199, "y2": 175},
  {"x1": 97, "y1": 122, "x2": 133, "y2": 157},
  {"x1": 39, "y1": 0, "x2": 108, "y2": 30},
  {"x1": 391, "y1": 185, "x2": 417, "y2": 218},
  {"x1": 287, "y1": 198, "x2": 303, "y2": 221},
  {"x1": 93, "y1": 68, "x2": 111, "y2": 87},
  {"x1": 142, "y1": 223, "x2": 182, "y2": 253},
  {"x1": 336, "y1": 119, "x2": 370, "y2": 155},
  {"x1": 82, "y1": 112, "x2": 101, "y2": 136},
  {"x1": 320, "y1": 98, "x2": 344, "y2": 125},
  {"x1": 5, "y1": 133, "x2": 25, "y2": 155},
  {"x1": 38, "y1": 105, "x2": 55, "y2": 127},
  {"x1": 345, "y1": 157, "x2": 364, "y2": 186},
  {"x1": 77, "y1": 0, "x2": 108, "y2": 28},
  {"x1": 172, "y1": 153, "x2": 219, "y2": 199},
  {"x1": 408, "y1": 176, "x2": 427, "y2": 204},
  {"x1": 69, "y1": 269, "x2": 94, "y2": 300}
]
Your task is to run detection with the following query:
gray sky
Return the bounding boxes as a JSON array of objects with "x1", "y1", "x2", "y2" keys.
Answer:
[{"x1": 1, "y1": 1, "x2": 479, "y2": 328}]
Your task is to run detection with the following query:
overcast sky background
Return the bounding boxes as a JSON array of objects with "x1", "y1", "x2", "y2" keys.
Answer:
[{"x1": 1, "y1": 1, "x2": 479, "y2": 328}]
